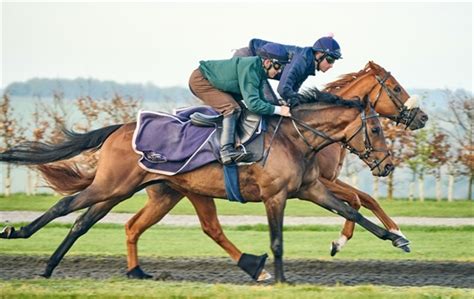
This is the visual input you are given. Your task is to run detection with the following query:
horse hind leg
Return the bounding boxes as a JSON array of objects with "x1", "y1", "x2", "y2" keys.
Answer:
[
  {"x1": 41, "y1": 199, "x2": 124, "y2": 278},
  {"x1": 186, "y1": 192, "x2": 271, "y2": 282},
  {"x1": 0, "y1": 184, "x2": 122, "y2": 240},
  {"x1": 1, "y1": 193, "x2": 78, "y2": 239},
  {"x1": 125, "y1": 184, "x2": 183, "y2": 279}
]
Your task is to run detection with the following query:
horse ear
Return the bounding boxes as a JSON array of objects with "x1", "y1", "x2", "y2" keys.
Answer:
[{"x1": 365, "y1": 61, "x2": 371, "y2": 70}]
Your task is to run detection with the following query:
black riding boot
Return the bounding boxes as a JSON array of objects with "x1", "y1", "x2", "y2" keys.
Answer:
[{"x1": 220, "y1": 112, "x2": 250, "y2": 164}]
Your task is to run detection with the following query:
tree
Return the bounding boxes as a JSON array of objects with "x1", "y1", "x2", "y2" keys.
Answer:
[
  {"x1": 27, "y1": 104, "x2": 51, "y2": 195},
  {"x1": 101, "y1": 94, "x2": 141, "y2": 125},
  {"x1": 426, "y1": 123, "x2": 449, "y2": 201},
  {"x1": 36, "y1": 92, "x2": 70, "y2": 144},
  {"x1": 0, "y1": 94, "x2": 26, "y2": 196},
  {"x1": 381, "y1": 119, "x2": 415, "y2": 200},
  {"x1": 439, "y1": 90, "x2": 473, "y2": 200},
  {"x1": 405, "y1": 130, "x2": 432, "y2": 201}
]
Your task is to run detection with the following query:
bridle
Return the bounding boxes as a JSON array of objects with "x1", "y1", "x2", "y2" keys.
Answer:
[
  {"x1": 289, "y1": 103, "x2": 391, "y2": 172},
  {"x1": 370, "y1": 71, "x2": 421, "y2": 129}
]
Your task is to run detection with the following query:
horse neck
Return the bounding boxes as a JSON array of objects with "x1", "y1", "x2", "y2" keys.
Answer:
[
  {"x1": 277, "y1": 105, "x2": 361, "y2": 155},
  {"x1": 330, "y1": 72, "x2": 378, "y2": 101}
]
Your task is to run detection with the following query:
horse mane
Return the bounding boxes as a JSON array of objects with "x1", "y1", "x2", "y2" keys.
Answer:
[
  {"x1": 296, "y1": 87, "x2": 363, "y2": 110},
  {"x1": 322, "y1": 61, "x2": 385, "y2": 93}
]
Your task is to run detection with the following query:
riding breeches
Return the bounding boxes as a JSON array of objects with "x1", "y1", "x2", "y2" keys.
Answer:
[{"x1": 189, "y1": 68, "x2": 240, "y2": 116}]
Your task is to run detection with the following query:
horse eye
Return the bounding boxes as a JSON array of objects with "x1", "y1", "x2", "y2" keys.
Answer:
[
  {"x1": 393, "y1": 86, "x2": 401, "y2": 93},
  {"x1": 371, "y1": 127, "x2": 380, "y2": 134}
]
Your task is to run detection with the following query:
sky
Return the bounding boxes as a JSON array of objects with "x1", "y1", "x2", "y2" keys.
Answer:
[{"x1": 1, "y1": 1, "x2": 473, "y2": 92}]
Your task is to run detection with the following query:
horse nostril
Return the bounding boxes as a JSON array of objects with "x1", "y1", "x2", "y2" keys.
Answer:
[
  {"x1": 385, "y1": 164, "x2": 394, "y2": 172},
  {"x1": 421, "y1": 115, "x2": 429, "y2": 122}
]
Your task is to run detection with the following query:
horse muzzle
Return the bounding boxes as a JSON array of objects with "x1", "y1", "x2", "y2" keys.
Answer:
[
  {"x1": 408, "y1": 112, "x2": 429, "y2": 130},
  {"x1": 372, "y1": 162, "x2": 394, "y2": 177}
]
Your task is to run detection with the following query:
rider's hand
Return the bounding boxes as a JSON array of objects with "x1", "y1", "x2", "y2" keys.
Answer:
[{"x1": 279, "y1": 105, "x2": 291, "y2": 117}]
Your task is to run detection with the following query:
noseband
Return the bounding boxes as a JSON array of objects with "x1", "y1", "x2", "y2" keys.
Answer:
[
  {"x1": 371, "y1": 71, "x2": 421, "y2": 128},
  {"x1": 290, "y1": 105, "x2": 390, "y2": 172}
]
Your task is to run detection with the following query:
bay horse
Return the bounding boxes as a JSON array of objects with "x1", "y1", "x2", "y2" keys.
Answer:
[
  {"x1": 122, "y1": 61, "x2": 428, "y2": 280},
  {"x1": 0, "y1": 92, "x2": 404, "y2": 283}
]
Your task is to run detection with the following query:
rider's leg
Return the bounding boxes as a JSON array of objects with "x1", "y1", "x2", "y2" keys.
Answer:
[
  {"x1": 189, "y1": 68, "x2": 250, "y2": 164},
  {"x1": 220, "y1": 110, "x2": 250, "y2": 164}
]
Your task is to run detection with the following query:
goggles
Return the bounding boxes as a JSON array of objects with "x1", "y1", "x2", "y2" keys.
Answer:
[
  {"x1": 325, "y1": 55, "x2": 336, "y2": 64},
  {"x1": 271, "y1": 59, "x2": 284, "y2": 71}
]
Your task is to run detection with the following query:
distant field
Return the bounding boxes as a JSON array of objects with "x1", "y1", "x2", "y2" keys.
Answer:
[{"x1": 0, "y1": 193, "x2": 473, "y2": 217}]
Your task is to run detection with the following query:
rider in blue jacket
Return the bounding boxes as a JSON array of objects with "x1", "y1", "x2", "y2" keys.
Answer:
[{"x1": 234, "y1": 35, "x2": 342, "y2": 105}]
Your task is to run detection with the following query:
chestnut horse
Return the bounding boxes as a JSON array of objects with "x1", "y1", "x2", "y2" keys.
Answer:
[
  {"x1": 317, "y1": 61, "x2": 428, "y2": 254},
  {"x1": 0, "y1": 94, "x2": 405, "y2": 282},
  {"x1": 122, "y1": 61, "x2": 428, "y2": 280}
]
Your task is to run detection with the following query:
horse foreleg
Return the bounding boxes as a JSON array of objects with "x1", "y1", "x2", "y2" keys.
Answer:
[
  {"x1": 125, "y1": 184, "x2": 183, "y2": 279},
  {"x1": 297, "y1": 180, "x2": 410, "y2": 253},
  {"x1": 263, "y1": 192, "x2": 288, "y2": 283},
  {"x1": 335, "y1": 179, "x2": 406, "y2": 238},
  {"x1": 319, "y1": 177, "x2": 361, "y2": 256},
  {"x1": 186, "y1": 193, "x2": 271, "y2": 282},
  {"x1": 41, "y1": 199, "x2": 123, "y2": 278}
]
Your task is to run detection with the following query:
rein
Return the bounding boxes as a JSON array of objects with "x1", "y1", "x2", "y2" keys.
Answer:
[
  {"x1": 261, "y1": 116, "x2": 284, "y2": 167},
  {"x1": 289, "y1": 106, "x2": 390, "y2": 172},
  {"x1": 370, "y1": 71, "x2": 421, "y2": 129}
]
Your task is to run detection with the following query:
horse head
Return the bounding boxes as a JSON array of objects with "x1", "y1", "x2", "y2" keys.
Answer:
[
  {"x1": 340, "y1": 96, "x2": 394, "y2": 177},
  {"x1": 324, "y1": 61, "x2": 428, "y2": 130},
  {"x1": 291, "y1": 91, "x2": 394, "y2": 177}
]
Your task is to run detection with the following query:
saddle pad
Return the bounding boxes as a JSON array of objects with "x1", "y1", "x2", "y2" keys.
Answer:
[
  {"x1": 132, "y1": 106, "x2": 266, "y2": 176},
  {"x1": 132, "y1": 107, "x2": 219, "y2": 175}
]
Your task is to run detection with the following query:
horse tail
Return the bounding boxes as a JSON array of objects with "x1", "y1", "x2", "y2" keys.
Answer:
[
  {"x1": 0, "y1": 124, "x2": 122, "y2": 165},
  {"x1": 36, "y1": 162, "x2": 96, "y2": 195}
]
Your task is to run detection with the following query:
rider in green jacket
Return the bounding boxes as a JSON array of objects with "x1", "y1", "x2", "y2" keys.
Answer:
[{"x1": 189, "y1": 43, "x2": 291, "y2": 164}]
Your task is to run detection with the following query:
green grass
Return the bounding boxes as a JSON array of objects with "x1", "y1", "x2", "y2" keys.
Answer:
[
  {"x1": 1, "y1": 223, "x2": 473, "y2": 261},
  {"x1": 1, "y1": 224, "x2": 472, "y2": 298},
  {"x1": 0, "y1": 279, "x2": 472, "y2": 299},
  {"x1": 1, "y1": 193, "x2": 473, "y2": 217}
]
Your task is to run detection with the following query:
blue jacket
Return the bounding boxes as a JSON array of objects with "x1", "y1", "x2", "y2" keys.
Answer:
[{"x1": 249, "y1": 38, "x2": 316, "y2": 102}]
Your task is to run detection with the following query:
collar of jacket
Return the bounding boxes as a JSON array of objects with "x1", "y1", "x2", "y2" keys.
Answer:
[{"x1": 256, "y1": 57, "x2": 268, "y2": 79}]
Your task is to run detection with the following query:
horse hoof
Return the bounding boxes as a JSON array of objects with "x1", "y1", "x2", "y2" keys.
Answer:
[
  {"x1": 256, "y1": 269, "x2": 272, "y2": 282},
  {"x1": 392, "y1": 236, "x2": 410, "y2": 249},
  {"x1": 330, "y1": 241, "x2": 340, "y2": 257},
  {"x1": 237, "y1": 253, "x2": 268, "y2": 281},
  {"x1": 39, "y1": 272, "x2": 51, "y2": 279},
  {"x1": 126, "y1": 266, "x2": 153, "y2": 279},
  {"x1": 0, "y1": 226, "x2": 15, "y2": 239},
  {"x1": 400, "y1": 245, "x2": 411, "y2": 253}
]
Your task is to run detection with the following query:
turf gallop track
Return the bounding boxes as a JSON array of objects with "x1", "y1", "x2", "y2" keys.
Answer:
[{"x1": 1, "y1": 255, "x2": 473, "y2": 288}]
